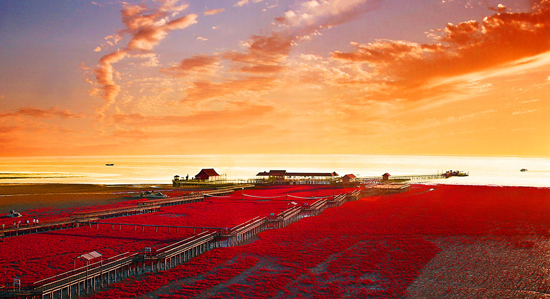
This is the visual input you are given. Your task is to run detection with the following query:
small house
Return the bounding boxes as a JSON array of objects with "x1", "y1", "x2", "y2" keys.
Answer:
[
  {"x1": 195, "y1": 168, "x2": 221, "y2": 181},
  {"x1": 342, "y1": 174, "x2": 356, "y2": 184},
  {"x1": 382, "y1": 173, "x2": 391, "y2": 181}
]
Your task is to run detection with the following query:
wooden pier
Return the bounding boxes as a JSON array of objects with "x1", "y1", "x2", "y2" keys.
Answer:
[
  {"x1": 356, "y1": 171, "x2": 468, "y2": 185},
  {"x1": 0, "y1": 185, "x2": 396, "y2": 299},
  {"x1": 1, "y1": 186, "x2": 244, "y2": 241}
]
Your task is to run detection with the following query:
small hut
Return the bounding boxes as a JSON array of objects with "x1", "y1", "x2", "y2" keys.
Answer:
[
  {"x1": 382, "y1": 173, "x2": 391, "y2": 181},
  {"x1": 195, "y1": 168, "x2": 221, "y2": 181},
  {"x1": 342, "y1": 174, "x2": 356, "y2": 184}
]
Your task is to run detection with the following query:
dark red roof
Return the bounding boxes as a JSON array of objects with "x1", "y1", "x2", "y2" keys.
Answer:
[
  {"x1": 195, "y1": 168, "x2": 220, "y2": 180},
  {"x1": 343, "y1": 174, "x2": 356, "y2": 179},
  {"x1": 270, "y1": 170, "x2": 287, "y2": 176}
]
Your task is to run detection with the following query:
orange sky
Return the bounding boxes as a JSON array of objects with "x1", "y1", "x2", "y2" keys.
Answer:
[{"x1": 0, "y1": 0, "x2": 548, "y2": 157}]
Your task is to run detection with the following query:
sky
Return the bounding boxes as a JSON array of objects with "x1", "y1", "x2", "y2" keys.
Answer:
[{"x1": 0, "y1": 0, "x2": 549, "y2": 157}]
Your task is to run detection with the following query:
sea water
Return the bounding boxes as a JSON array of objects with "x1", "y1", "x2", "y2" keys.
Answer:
[{"x1": 0, "y1": 155, "x2": 548, "y2": 187}]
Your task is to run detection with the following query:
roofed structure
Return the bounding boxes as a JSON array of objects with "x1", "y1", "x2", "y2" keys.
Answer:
[
  {"x1": 77, "y1": 251, "x2": 102, "y2": 261},
  {"x1": 195, "y1": 168, "x2": 221, "y2": 181},
  {"x1": 342, "y1": 174, "x2": 356, "y2": 183},
  {"x1": 256, "y1": 170, "x2": 339, "y2": 178}
]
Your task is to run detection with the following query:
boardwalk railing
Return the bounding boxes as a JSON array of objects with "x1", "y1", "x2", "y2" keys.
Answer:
[
  {"x1": 1, "y1": 185, "x2": 407, "y2": 299},
  {"x1": 22, "y1": 232, "x2": 219, "y2": 299},
  {"x1": 34, "y1": 252, "x2": 137, "y2": 299},
  {"x1": 356, "y1": 172, "x2": 464, "y2": 184},
  {"x1": 1, "y1": 186, "x2": 243, "y2": 240}
]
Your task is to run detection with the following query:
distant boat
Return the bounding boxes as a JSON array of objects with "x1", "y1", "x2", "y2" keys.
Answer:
[
  {"x1": 106, "y1": 163, "x2": 114, "y2": 166},
  {"x1": 444, "y1": 170, "x2": 469, "y2": 177},
  {"x1": 520, "y1": 168, "x2": 528, "y2": 172}
]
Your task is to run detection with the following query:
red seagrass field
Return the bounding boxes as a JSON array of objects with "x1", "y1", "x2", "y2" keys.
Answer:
[
  {"x1": 2, "y1": 184, "x2": 549, "y2": 298},
  {"x1": 0, "y1": 185, "x2": 355, "y2": 288}
]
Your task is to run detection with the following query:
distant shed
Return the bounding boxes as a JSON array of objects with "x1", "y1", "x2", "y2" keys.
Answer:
[
  {"x1": 382, "y1": 173, "x2": 391, "y2": 181},
  {"x1": 342, "y1": 174, "x2": 356, "y2": 184},
  {"x1": 195, "y1": 168, "x2": 220, "y2": 181}
]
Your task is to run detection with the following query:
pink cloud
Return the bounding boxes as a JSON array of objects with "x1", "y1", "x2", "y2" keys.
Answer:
[{"x1": 204, "y1": 8, "x2": 225, "y2": 16}]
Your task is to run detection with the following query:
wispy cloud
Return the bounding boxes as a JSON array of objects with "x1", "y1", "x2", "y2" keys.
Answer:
[
  {"x1": 161, "y1": 54, "x2": 219, "y2": 78},
  {"x1": 93, "y1": 0, "x2": 198, "y2": 116},
  {"x1": 171, "y1": 0, "x2": 385, "y2": 104},
  {"x1": 235, "y1": 0, "x2": 264, "y2": 7},
  {"x1": 512, "y1": 108, "x2": 537, "y2": 115},
  {"x1": 222, "y1": 32, "x2": 292, "y2": 73},
  {"x1": 204, "y1": 8, "x2": 225, "y2": 16},
  {"x1": 277, "y1": 0, "x2": 384, "y2": 38}
]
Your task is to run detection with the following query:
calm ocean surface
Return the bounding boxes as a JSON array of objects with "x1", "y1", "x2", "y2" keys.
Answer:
[{"x1": 0, "y1": 155, "x2": 548, "y2": 187}]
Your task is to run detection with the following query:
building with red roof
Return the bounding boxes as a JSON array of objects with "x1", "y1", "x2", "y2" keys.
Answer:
[
  {"x1": 195, "y1": 168, "x2": 221, "y2": 181},
  {"x1": 342, "y1": 174, "x2": 357, "y2": 184}
]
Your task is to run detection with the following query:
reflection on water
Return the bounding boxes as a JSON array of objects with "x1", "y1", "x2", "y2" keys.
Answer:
[{"x1": 0, "y1": 155, "x2": 548, "y2": 187}]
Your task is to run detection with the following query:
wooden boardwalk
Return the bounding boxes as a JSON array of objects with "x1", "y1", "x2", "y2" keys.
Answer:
[
  {"x1": 0, "y1": 185, "x2": 399, "y2": 299},
  {"x1": 356, "y1": 171, "x2": 468, "y2": 184},
  {"x1": 1, "y1": 186, "x2": 243, "y2": 241}
]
